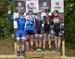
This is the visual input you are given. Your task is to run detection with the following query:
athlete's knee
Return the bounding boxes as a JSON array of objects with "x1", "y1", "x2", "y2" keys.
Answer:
[
  {"x1": 54, "y1": 36, "x2": 57, "y2": 39},
  {"x1": 43, "y1": 34, "x2": 46, "y2": 38},
  {"x1": 39, "y1": 35, "x2": 42, "y2": 38},
  {"x1": 58, "y1": 36, "x2": 61, "y2": 40},
  {"x1": 16, "y1": 40, "x2": 20, "y2": 46},
  {"x1": 16, "y1": 37, "x2": 20, "y2": 41},
  {"x1": 31, "y1": 35, "x2": 34, "y2": 40},
  {"x1": 30, "y1": 41, "x2": 33, "y2": 45},
  {"x1": 35, "y1": 35, "x2": 38, "y2": 39},
  {"x1": 26, "y1": 35, "x2": 29, "y2": 39}
]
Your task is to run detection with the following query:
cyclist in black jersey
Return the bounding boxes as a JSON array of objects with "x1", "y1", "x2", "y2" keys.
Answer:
[
  {"x1": 35, "y1": 10, "x2": 43, "y2": 51},
  {"x1": 43, "y1": 9, "x2": 52, "y2": 51}
]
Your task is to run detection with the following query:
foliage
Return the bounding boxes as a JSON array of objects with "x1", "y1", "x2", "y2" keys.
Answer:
[
  {"x1": 64, "y1": 0, "x2": 75, "y2": 48},
  {"x1": 0, "y1": 0, "x2": 75, "y2": 49},
  {"x1": 0, "y1": 0, "x2": 13, "y2": 39}
]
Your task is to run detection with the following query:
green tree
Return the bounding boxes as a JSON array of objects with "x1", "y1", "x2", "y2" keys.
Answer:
[
  {"x1": 64, "y1": 0, "x2": 75, "y2": 48},
  {"x1": 0, "y1": 0, "x2": 13, "y2": 39}
]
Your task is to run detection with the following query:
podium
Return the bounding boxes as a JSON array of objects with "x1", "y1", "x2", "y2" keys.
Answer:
[{"x1": 26, "y1": 51, "x2": 61, "y2": 59}]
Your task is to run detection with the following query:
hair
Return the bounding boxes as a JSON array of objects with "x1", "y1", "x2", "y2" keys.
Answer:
[
  {"x1": 51, "y1": 10, "x2": 59, "y2": 18},
  {"x1": 54, "y1": 10, "x2": 59, "y2": 13},
  {"x1": 45, "y1": 9, "x2": 50, "y2": 12}
]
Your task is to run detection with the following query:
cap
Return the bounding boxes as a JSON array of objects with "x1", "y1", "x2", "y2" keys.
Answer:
[{"x1": 28, "y1": 9, "x2": 33, "y2": 12}]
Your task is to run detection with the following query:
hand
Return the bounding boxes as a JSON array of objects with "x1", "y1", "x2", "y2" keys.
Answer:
[
  {"x1": 8, "y1": 10, "x2": 11, "y2": 14},
  {"x1": 62, "y1": 31, "x2": 64, "y2": 33}
]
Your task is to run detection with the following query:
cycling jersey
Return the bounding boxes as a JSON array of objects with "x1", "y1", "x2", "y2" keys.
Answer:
[
  {"x1": 25, "y1": 15, "x2": 35, "y2": 30},
  {"x1": 35, "y1": 16, "x2": 43, "y2": 34},
  {"x1": 43, "y1": 16, "x2": 52, "y2": 34},
  {"x1": 8, "y1": 14, "x2": 26, "y2": 40},
  {"x1": 52, "y1": 15, "x2": 62, "y2": 36},
  {"x1": 8, "y1": 14, "x2": 26, "y2": 30}
]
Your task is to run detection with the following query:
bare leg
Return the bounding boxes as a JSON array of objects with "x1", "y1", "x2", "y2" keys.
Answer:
[
  {"x1": 48, "y1": 35, "x2": 51, "y2": 50},
  {"x1": 21, "y1": 39, "x2": 25, "y2": 51},
  {"x1": 16, "y1": 40, "x2": 20, "y2": 51},
  {"x1": 43, "y1": 34, "x2": 46, "y2": 50},
  {"x1": 20, "y1": 38, "x2": 25, "y2": 56},
  {"x1": 16, "y1": 39, "x2": 20, "y2": 56},
  {"x1": 26, "y1": 35, "x2": 29, "y2": 51},
  {"x1": 39, "y1": 35, "x2": 42, "y2": 48},
  {"x1": 35, "y1": 35, "x2": 39, "y2": 49},
  {"x1": 54, "y1": 36, "x2": 58, "y2": 49},
  {"x1": 30, "y1": 35, "x2": 34, "y2": 51},
  {"x1": 57, "y1": 36, "x2": 61, "y2": 49}
]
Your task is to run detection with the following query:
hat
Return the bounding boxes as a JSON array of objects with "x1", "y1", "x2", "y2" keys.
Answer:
[{"x1": 28, "y1": 9, "x2": 33, "y2": 12}]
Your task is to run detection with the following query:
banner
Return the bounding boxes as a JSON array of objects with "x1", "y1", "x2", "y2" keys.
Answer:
[
  {"x1": 26, "y1": 0, "x2": 39, "y2": 13},
  {"x1": 51, "y1": 0, "x2": 64, "y2": 12},
  {"x1": 39, "y1": 0, "x2": 51, "y2": 12},
  {"x1": 13, "y1": 0, "x2": 64, "y2": 28},
  {"x1": 14, "y1": 0, "x2": 26, "y2": 13}
]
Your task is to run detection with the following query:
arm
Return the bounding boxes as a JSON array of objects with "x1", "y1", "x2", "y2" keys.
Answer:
[
  {"x1": 31, "y1": 19, "x2": 35, "y2": 23},
  {"x1": 51, "y1": 16, "x2": 54, "y2": 25},
  {"x1": 24, "y1": 18, "x2": 26, "y2": 30},
  {"x1": 8, "y1": 10, "x2": 13, "y2": 21},
  {"x1": 8, "y1": 14, "x2": 13, "y2": 21},
  {"x1": 60, "y1": 16, "x2": 64, "y2": 33},
  {"x1": 42, "y1": 16, "x2": 45, "y2": 28},
  {"x1": 26, "y1": 19, "x2": 30, "y2": 25}
]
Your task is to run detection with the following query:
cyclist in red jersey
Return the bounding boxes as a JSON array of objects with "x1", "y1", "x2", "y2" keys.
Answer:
[{"x1": 52, "y1": 10, "x2": 62, "y2": 52}]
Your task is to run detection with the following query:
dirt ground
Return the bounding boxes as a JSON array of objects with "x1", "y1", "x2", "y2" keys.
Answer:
[
  {"x1": 0, "y1": 38, "x2": 75, "y2": 56},
  {"x1": 0, "y1": 39, "x2": 15, "y2": 55}
]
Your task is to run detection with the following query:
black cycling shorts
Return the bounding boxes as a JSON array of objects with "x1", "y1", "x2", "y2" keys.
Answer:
[{"x1": 26, "y1": 30, "x2": 34, "y2": 35}]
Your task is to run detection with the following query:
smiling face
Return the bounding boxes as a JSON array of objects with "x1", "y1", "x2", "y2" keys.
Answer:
[
  {"x1": 54, "y1": 12, "x2": 58, "y2": 16},
  {"x1": 37, "y1": 12, "x2": 41, "y2": 16},
  {"x1": 19, "y1": 13, "x2": 24, "y2": 18},
  {"x1": 29, "y1": 11, "x2": 32, "y2": 15},
  {"x1": 45, "y1": 11, "x2": 49, "y2": 16},
  {"x1": 54, "y1": 10, "x2": 59, "y2": 17}
]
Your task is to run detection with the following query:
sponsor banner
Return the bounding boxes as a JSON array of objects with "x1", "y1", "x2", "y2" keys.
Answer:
[
  {"x1": 26, "y1": 0, "x2": 39, "y2": 13},
  {"x1": 14, "y1": 0, "x2": 26, "y2": 13},
  {"x1": 39, "y1": 0, "x2": 51, "y2": 12},
  {"x1": 13, "y1": 0, "x2": 64, "y2": 29},
  {"x1": 51, "y1": 0, "x2": 64, "y2": 12}
]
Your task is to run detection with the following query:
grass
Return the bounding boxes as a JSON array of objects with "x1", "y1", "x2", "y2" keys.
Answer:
[{"x1": 0, "y1": 38, "x2": 75, "y2": 56}]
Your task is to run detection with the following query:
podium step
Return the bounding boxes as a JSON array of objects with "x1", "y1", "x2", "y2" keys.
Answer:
[
  {"x1": 0, "y1": 51, "x2": 61, "y2": 59},
  {"x1": 0, "y1": 55, "x2": 24, "y2": 59},
  {"x1": 26, "y1": 51, "x2": 43, "y2": 58},
  {"x1": 26, "y1": 50, "x2": 61, "y2": 59},
  {"x1": 43, "y1": 50, "x2": 60, "y2": 57}
]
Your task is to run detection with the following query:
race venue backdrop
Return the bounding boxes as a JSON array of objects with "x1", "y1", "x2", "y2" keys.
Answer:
[{"x1": 13, "y1": 0, "x2": 64, "y2": 29}]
